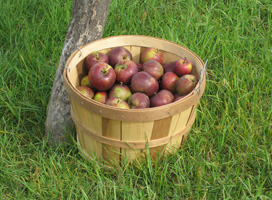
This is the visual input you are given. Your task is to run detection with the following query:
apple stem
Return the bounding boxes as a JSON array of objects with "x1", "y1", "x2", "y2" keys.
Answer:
[
  {"x1": 183, "y1": 57, "x2": 187, "y2": 64},
  {"x1": 102, "y1": 68, "x2": 109, "y2": 75}
]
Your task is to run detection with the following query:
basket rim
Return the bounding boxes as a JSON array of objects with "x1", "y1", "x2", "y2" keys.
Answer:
[{"x1": 63, "y1": 35, "x2": 206, "y2": 122}]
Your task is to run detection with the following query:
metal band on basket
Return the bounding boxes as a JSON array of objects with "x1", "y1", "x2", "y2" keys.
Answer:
[{"x1": 194, "y1": 59, "x2": 208, "y2": 94}]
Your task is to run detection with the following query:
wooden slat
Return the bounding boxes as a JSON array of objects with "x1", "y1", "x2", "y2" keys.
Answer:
[
  {"x1": 166, "y1": 106, "x2": 194, "y2": 153},
  {"x1": 87, "y1": 113, "x2": 103, "y2": 160},
  {"x1": 121, "y1": 121, "x2": 154, "y2": 162},
  {"x1": 160, "y1": 50, "x2": 180, "y2": 63},
  {"x1": 72, "y1": 100, "x2": 104, "y2": 161},
  {"x1": 70, "y1": 100, "x2": 87, "y2": 150},
  {"x1": 150, "y1": 117, "x2": 172, "y2": 140},
  {"x1": 102, "y1": 118, "x2": 121, "y2": 165},
  {"x1": 129, "y1": 45, "x2": 142, "y2": 63},
  {"x1": 149, "y1": 117, "x2": 172, "y2": 159}
]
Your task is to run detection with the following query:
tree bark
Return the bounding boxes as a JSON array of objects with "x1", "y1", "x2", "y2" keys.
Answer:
[{"x1": 44, "y1": 0, "x2": 111, "y2": 144}]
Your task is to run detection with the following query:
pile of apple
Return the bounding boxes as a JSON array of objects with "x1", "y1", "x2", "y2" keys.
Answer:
[{"x1": 76, "y1": 47, "x2": 198, "y2": 109}]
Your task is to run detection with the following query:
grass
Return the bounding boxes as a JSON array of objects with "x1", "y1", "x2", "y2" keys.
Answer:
[{"x1": 0, "y1": 0, "x2": 272, "y2": 199}]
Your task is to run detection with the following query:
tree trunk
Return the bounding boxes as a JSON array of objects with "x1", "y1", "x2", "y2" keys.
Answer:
[{"x1": 44, "y1": 0, "x2": 111, "y2": 144}]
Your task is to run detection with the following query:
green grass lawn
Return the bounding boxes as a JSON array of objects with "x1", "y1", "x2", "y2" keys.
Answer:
[{"x1": 1, "y1": 0, "x2": 271, "y2": 199}]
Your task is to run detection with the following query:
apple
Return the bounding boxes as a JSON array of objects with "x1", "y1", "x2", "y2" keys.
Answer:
[
  {"x1": 93, "y1": 91, "x2": 108, "y2": 104},
  {"x1": 128, "y1": 92, "x2": 150, "y2": 109},
  {"x1": 84, "y1": 51, "x2": 109, "y2": 71},
  {"x1": 105, "y1": 97, "x2": 130, "y2": 109},
  {"x1": 143, "y1": 60, "x2": 164, "y2": 80},
  {"x1": 88, "y1": 62, "x2": 116, "y2": 91},
  {"x1": 176, "y1": 74, "x2": 198, "y2": 96},
  {"x1": 174, "y1": 57, "x2": 193, "y2": 76},
  {"x1": 140, "y1": 47, "x2": 163, "y2": 64},
  {"x1": 76, "y1": 86, "x2": 94, "y2": 99},
  {"x1": 162, "y1": 62, "x2": 176, "y2": 73},
  {"x1": 136, "y1": 63, "x2": 143, "y2": 71},
  {"x1": 161, "y1": 72, "x2": 179, "y2": 93},
  {"x1": 108, "y1": 47, "x2": 132, "y2": 67},
  {"x1": 150, "y1": 89, "x2": 174, "y2": 107},
  {"x1": 131, "y1": 71, "x2": 159, "y2": 97},
  {"x1": 81, "y1": 75, "x2": 94, "y2": 89},
  {"x1": 174, "y1": 93, "x2": 186, "y2": 102},
  {"x1": 114, "y1": 60, "x2": 138, "y2": 84},
  {"x1": 109, "y1": 83, "x2": 132, "y2": 102}
]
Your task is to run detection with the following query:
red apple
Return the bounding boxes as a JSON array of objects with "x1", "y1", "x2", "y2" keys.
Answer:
[
  {"x1": 162, "y1": 62, "x2": 176, "y2": 73},
  {"x1": 150, "y1": 89, "x2": 174, "y2": 107},
  {"x1": 93, "y1": 91, "x2": 108, "y2": 104},
  {"x1": 109, "y1": 83, "x2": 132, "y2": 102},
  {"x1": 131, "y1": 71, "x2": 159, "y2": 97},
  {"x1": 161, "y1": 72, "x2": 179, "y2": 93},
  {"x1": 76, "y1": 86, "x2": 94, "y2": 99},
  {"x1": 84, "y1": 51, "x2": 109, "y2": 71},
  {"x1": 128, "y1": 92, "x2": 150, "y2": 109},
  {"x1": 108, "y1": 47, "x2": 132, "y2": 67},
  {"x1": 176, "y1": 74, "x2": 198, "y2": 96},
  {"x1": 136, "y1": 63, "x2": 143, "y2": 71},
  {"x1": 114, "y1": 60, "x2": 138, "y2": 84},
  {"x1": 140, "y1": 47, "x2": 163, "y2": 64},
  {"x1": 143, "y1": 60, "x2": 164, "y2": 80},
  {"x1": 105, "y1": 97, "x2": 130, "y2": 109},
  {"x1": 174, "y1": 94, "x2": 186, "y2": 102},
  {"x1": 174, "y1": 57, "x2": 193, "y2": 76},
  {"x1": 88, "y1": 62, "x2": 116, "y2": 91}
]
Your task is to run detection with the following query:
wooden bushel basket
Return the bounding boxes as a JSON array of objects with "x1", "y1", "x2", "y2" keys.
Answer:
[{"x1": 63, "y1": 35, "x2": 206, "y2": 166}]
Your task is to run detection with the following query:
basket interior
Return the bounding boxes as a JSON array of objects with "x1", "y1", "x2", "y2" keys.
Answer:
[
  {"x1": 63, "y1": 36, "x2": 205, "y2": 122},
  {"x1": 67, "y1": 39, "x2": 203, "y2": 89}
]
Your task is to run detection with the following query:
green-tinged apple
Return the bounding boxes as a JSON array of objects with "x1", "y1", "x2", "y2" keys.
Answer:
[
  {"x1": 128, "y1": 92, "x2": 150, "y2": 109},
  {"x1": 109, "y1": 83, "x2": 132, "y2": 101},
  {"x1": 105, "y1": 97, "x2": 130, "y2": 109},
  {"x1": 76, "y1": 86, "x2": 94, "y2": 99},
  {"x1": 81, "y1": 75, "x2": 94, "y2": 89},
  {"x1": 174, "y1": 57, "x2": 193, "y2": 76},
  {"x1": 176, "y1": 74, "x2": 198, "y2": 96},
  {"x1": 93, "y1": 91, "x2": 108, "y2": 104},
  {"x1": 140, "y1": 47, "x2": 163, "y2": 64}
]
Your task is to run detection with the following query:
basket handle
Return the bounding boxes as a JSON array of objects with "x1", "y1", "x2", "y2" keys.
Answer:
[{"x1": 194, "y1": 59, "x2": 208, "y2": 95}]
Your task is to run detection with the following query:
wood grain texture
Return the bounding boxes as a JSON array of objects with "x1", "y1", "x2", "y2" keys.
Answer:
[
  {"x1": 166, "y1": 106, "x2": 195, "y2": 153},
  {"x1": 102, "y1": 118, "x2": 121, "y2": 165},
  {"x1": 121, "y1": 121, "x2": 154, "y2": 162},
  {"x1": 149, "y1": 117, "x2": 172, "y2": 159}
]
